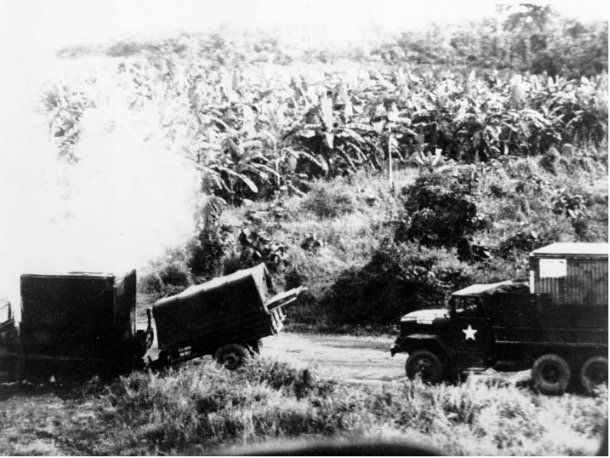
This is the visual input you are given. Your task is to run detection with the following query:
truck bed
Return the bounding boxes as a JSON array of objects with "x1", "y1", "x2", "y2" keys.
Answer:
[{"x1": 153, "y1": 264, "x2": 301, "y2": 354}]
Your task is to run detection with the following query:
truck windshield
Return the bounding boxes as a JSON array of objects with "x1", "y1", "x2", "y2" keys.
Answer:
[{"x1": 451, "y1": 296, "x2": 483, "y2": 316}]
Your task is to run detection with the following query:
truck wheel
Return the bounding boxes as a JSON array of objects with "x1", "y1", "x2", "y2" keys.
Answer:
[
  {"x1": 406, "y1": 350, "x2": 445, "y2": 384},
  {"x1": 580, "y1": 356, "x2": 608, "y2": 395},
  {"x1": 157, "y1": 350, "x2": 170, "y2": 369},
  {"x1": 531, "y1": 354, "x2": 571, "y2": 395},
  {"x1": 215, "y1": 344, "x2": 249, "y2": 371}
]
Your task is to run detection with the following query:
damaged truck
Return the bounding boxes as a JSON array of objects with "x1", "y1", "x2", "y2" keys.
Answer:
[{"x1": 0, "y1": 263, "x2": 303, "y2": 383}]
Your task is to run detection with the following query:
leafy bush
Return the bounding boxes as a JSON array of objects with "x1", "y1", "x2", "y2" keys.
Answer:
[
  {"x1": 539, "y1": 146, "x2": 561, "y2": 174},
  {"x1": 499, "y1": 230, "x2": 554, "y2": 260},
  {"x1": 187, "y1": 226, "x2": 236, "y2": 278},
  {"x1": 139, "y1": 247, "x2": 193, "y2": 295},
  {"x1": 396, "y1": 168, "x2": 488, "y2": 247},
  {"x1": 323, "y1": 242, "x2": 475, "y2": 326},
  {"x1": 234, "y1": 227, "x2": 289, "y2": 273},
  {"x1": 300, "y1": 182, "x2": 357, "y2": 218}
]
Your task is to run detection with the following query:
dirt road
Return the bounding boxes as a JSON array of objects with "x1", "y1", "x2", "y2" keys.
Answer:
[
  {"x1": 259, "y1": 331, "x2": 530, "y2": 386},
  {"x1": 261, "y1": 332, "x2": 406, "y2": 384}
]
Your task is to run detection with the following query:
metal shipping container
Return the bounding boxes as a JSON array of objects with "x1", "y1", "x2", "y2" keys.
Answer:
[{"x1": 529, "y1": 243, "x2": 608, "y2": 307}]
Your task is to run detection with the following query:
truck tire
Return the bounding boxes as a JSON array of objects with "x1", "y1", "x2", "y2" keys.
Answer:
[
  {"x1": 580, "y1": 356, "x2": 608, "y2": 395},
  {"x1": 531, "y1": 354, "x2": 571, "y2": 395},
  {"x1": 215, "y1": 344, "x2": 249, "y2": 370},
  {"x1": 406, "y1": 350, "x2": 445, "y2": 384},
  {"x1": 157, "y1": 350, "x2": 171, "y2": 369}
]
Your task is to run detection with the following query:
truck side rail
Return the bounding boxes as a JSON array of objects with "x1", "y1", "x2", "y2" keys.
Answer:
[
  {"x1": 492, "y1": 340, "x2": 606, "y2": 348},
  {"x1": 492, "y1": 325, "x2": 607, "y2": 347}
]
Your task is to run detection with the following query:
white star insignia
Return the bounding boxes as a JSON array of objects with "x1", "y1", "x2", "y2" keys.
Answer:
[{"x1": 463, "y1": 325, "x2": 477, "y2": 340}]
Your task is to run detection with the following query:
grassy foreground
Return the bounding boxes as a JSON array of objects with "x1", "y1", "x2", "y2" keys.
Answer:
[{"x1": 0, "y1": 357, "x2": 606, "y2": 455}]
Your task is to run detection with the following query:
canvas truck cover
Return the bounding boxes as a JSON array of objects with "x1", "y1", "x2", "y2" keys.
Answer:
[
  {"x1": 19, "y1": 270, "x2": 137, "y2": 360},
  {"x1": 451, "y1": 281, "x2": 530, "y2": 297},
  {"x1": 153, "y1": 264, "x2": 277, "y2": 351}
]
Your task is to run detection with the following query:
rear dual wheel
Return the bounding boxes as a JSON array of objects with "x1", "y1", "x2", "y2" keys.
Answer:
[
  {"x1": 532, "y1": 354, "x2": 609, "y2": 396},
  {"x1": 580, "y1": 356, "x2": 608, "y2": 396},
  {"x1": 531, "y1": 354, "x2": 571, "y2": 395}
]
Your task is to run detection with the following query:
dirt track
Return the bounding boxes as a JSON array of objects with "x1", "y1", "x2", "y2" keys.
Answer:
[
  {"x1": 261, "y1": 332, "x2": 406, "y2": 384},
  {"x1": 260, "y1": 331, "x2": 531, "y2": 386}
]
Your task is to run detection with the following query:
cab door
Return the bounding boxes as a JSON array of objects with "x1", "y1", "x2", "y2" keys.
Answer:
[{"x1": 449, "y1": 297, "x2": 493, "y2": 370}]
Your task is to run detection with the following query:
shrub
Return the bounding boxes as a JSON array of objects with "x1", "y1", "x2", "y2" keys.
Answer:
[
  {"x1": 187, "y1": 226, "x2": 236, "y2": 278},
  {"x1": 301, "y1": 182, "x2": 357, "y2": 219},
  {"x1": 323, "y1": 242, "x2": 475, "y2": 326},
  {"x1": 235, "y1": 227, "x2": 290, "y2": 273},
  {"x1": 539, "y1": 147, "x2": 561, "y2": 174},
  {"x1": 499, "y1": 230, "x2": 559, "y2": 260},
  {"x1": 139, "y1": 247, "x2": 193, "y2": 294},
  {"x1": 396, "y1": 168, "x2": 488, "y2": 247}
]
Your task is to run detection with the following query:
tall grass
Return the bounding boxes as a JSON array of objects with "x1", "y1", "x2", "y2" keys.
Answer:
[{"x1": 0, "y1": 358, "x2": 605, "y2": 455}]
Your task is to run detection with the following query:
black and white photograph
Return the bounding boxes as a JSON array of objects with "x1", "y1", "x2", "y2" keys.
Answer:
[{"x1": 0, "y1": 0, "x2": 608, "y2": 454}]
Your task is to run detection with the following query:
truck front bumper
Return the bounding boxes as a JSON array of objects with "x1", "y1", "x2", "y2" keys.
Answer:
[{"x1": 390, "y1": 343, "x2": 402, "y2": 357}]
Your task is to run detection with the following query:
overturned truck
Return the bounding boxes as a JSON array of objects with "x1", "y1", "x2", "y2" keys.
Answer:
[
  {"x1": 0, "y1": 264, "x2": 303, "y2": 382},
  {"x1": 153, "y1": 264, "x2": 303, "y2": 370}
]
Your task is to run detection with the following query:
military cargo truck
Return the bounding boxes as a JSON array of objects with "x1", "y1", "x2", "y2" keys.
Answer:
[{"x1": 391, "y1": 243, "x2": 608, "y2": 395}]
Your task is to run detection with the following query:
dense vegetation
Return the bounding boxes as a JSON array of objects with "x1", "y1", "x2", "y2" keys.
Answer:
[
  {"x1": 50, "y1": 36, "x2": 607, "y2": 195},
  {"x1": 374, "y1": 4, "x2": 607, "y2": 78},
  {"x1": 59, "y1": 4, "x2": 607, "y2": 78},
  {"x1": 0, "y1": 358, "x2": 606, "y2": 455},
  {"x1": 44, "y1": 6, "x2": 608, "y2": 329}
]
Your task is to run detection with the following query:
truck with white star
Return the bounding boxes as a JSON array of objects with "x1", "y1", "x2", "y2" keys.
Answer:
[{"x1": 390, "y1": 243, "x2": 608, "y2": 395}]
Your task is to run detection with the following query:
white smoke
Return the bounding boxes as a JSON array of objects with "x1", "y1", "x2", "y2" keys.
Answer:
[{"x1": 0, "y1": 73, "x2": 199, "y2": 321}]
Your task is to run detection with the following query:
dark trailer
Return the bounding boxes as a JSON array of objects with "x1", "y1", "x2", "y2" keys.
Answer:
[
  {"x1": 17, "y1": 270, "x2": 149, "y2": 379},
  {"x1": 153, "y1": 263, "x2": 303, "y2": 369}
]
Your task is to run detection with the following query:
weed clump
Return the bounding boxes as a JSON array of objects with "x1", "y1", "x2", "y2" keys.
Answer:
[{"x1": 301, "y1": 182, "x2": 357, "y2": 219}]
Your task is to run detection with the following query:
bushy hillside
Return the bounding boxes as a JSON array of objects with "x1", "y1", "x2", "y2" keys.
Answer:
[
  {"x1": 137, "y1": 148, "x2": 606, "y2": 330},
  {"x1": 40, "y1": 12, "x2": 608, "y2": 330}
]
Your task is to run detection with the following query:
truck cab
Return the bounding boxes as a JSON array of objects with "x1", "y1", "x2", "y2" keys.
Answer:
[{"x1": 391, "y1": 281, "x2": 531, "y2": 383}]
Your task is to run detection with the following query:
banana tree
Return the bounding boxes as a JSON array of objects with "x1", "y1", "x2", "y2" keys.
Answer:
[
  {"x1": 292, "y1": 86, "x2": 384, "y2": 177},
  {"x1": 411, "y1": 148, "x2": 445, "y2": 174}
]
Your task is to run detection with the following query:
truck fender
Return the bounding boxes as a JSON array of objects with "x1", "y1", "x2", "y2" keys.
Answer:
[{"x1": 391, "y1": 334, "x2": 449, "y2": 357}]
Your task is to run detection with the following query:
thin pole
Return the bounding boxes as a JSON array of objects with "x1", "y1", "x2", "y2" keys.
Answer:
[{"x1": 388, "y1": 123, "x2": 394, "y2": 193}]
